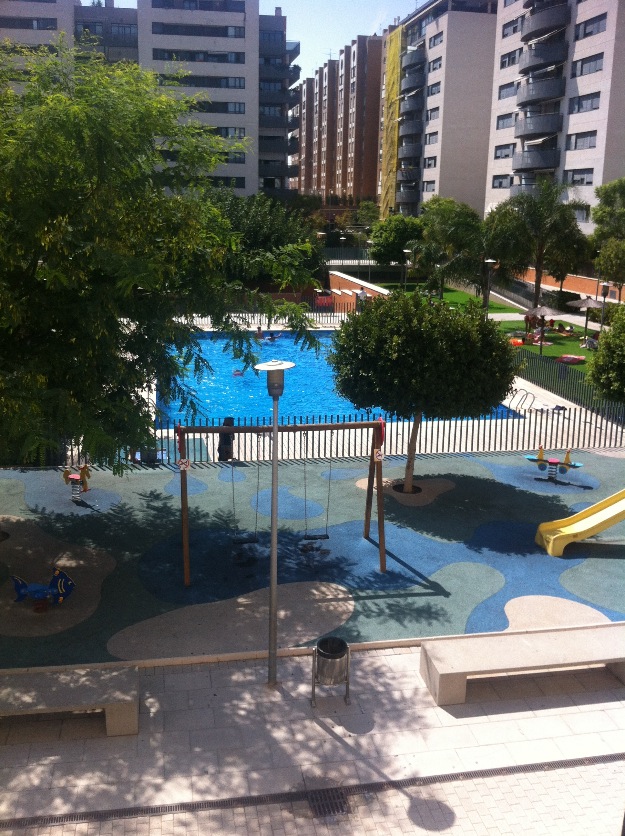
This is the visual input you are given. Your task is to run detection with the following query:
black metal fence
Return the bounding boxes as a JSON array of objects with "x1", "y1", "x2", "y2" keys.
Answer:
[
  {"x1": 516, "y1": 350, "x2": 624, "y2": 417},
  {"x1": 141, "y1": 405, "x2": 624, "y2": 466}
]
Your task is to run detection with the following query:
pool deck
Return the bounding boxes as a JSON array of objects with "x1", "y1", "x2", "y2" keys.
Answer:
[{"x1": 0, "y1": 441, "x2": 624, "y2": 834}]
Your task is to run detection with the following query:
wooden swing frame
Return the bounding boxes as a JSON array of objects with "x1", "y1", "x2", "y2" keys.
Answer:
[{"x1": 177, "y1": 420, "x2": 386, "y2": 586}]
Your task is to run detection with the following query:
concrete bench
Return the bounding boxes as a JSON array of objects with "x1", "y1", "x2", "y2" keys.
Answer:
[
  {"x1": 0, "y1": 666, "x2": 139, "y2": 736},
  {"x1": 419, "y1": 624, "x2": 625, "y2": 706}
]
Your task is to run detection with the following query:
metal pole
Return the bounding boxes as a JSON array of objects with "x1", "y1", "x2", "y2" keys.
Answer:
[{"x1": 268, "y1": 393, "x2": 279, "y2": 686}]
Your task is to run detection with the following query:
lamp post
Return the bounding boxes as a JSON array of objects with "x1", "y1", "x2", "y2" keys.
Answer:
[
  {"x1": 367, "y1": 239, "x2": 374, "y2": 282},
  {"x1": 484, "y1": 258, "x2": 496, "y2": 319},
  {"x1": 403, "y1": 248, "x2": 411, "y2": 291},
  {"x1": 340, "y1": 235, "x2": 346, "y2": 267},
  {"x1": 600, "y1": 282, "x2": 610, "y2": 331},
  {"x1": 253, "y1": 359, "x2": 294, "y2": 687}
]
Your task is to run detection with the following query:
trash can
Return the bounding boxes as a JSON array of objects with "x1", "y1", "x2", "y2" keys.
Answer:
[{"x1": 311, "y1": 636, "x2": 350, "y2": 707}]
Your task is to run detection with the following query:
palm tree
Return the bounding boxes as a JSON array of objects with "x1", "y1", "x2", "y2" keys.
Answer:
[{"x1": 484, "y1": 179, "x2": 588, "y2": 308}]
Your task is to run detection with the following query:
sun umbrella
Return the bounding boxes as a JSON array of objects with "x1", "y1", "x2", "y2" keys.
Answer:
[
  {"x1": 525, "y1": 306, "x2": 562, "y2": 355},
  {"x1": 566, "y1": 297, "x2": 603, "y2": 337}
]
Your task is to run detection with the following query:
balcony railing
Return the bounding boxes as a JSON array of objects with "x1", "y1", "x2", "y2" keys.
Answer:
[
  {"x1": 401, "y1": 46, "x2": 425, "y2": 70},
  {"x1": 397, "y1": 143, "x2": 421, "y2": 161},
  {"x1": 512, "y1": 148, "x2": 560, "y2": 171},
  {"x1": 516, "y1": 76, "x2": 565, "y2": 107},
  {"x1": 521, "y1": 3, "x2": 571, "y2": 42},
  {"x1": 400, "y1": 72, "x2": 425, "y2": 94},
  {"x1": 519, "y1": 40, "x2": 568, "y2": 74},
  {"x1": 515, "y1": 113, "x2": 563, "y2": 139},
  {"x1": 400, "y1": 97, "x2": 422, "y2": 116},
  {"x1": 399, "y1": 119, "x2": 423, "y2": 138}
]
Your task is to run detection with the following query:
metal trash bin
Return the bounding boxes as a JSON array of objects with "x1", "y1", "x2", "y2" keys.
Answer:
[{"x1": 311, "y1": 636, "x2": 350, "y2": 707}]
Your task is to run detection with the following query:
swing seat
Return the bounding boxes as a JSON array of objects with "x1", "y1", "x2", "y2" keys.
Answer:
[{"x1": 302, "y1": 533, "x2": 330, "y2": 541}]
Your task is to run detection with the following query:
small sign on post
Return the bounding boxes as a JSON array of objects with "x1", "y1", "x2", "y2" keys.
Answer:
[{"x1": 177, "y1": 458, "x2": 191, "y2": 471}]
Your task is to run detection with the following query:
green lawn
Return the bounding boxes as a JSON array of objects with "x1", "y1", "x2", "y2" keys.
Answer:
[
  {"x1": 498, "y1": 319, "x2": 594, "y2": 370},
  {"x1": 373, "y1": 282, "x2": 520, "y2": 314}
]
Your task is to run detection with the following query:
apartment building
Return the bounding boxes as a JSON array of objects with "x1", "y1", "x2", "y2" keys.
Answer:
[
  {"x1": 380, "y1": 0, "x2": 497, "y2": 218},
  {"x1": 290, "y1": 77, "x2": 314, "y2": 192},
  {"x1": 308, "y1": 59, "x2": 338, "y2": 201},
  {"x1": 485, "y1": 0, "x2": 625, "y2": 233},
  {"x1": 0, "y1": 0, "x2": 298, "y2": 198}
]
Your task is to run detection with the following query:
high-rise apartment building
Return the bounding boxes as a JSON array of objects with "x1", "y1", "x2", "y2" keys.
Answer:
[
  {"x1": 0, "y1": 0, "x2": 298, "y2": 198},
  {"x1": 379, "y1": 0, "x2": 496, "y2": 218},
  {"x1": 484, "y1": 0, "x2": 625, "y2": 233}
]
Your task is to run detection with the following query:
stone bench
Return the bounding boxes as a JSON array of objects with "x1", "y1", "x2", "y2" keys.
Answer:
[
  {"x1": 0, "y1": 666, "x2": 139, "y2": 736},
  {"x1": 419, "y1": 624, "x2": 625, "y2": 706}
]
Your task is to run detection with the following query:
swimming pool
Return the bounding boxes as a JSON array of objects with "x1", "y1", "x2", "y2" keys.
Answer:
[
  {"x1": 157, "y1": 331, "x2": 374, "y2": 423},
  {"x1": 157, "y1": 331, "x2": 521, "y2": 424}
]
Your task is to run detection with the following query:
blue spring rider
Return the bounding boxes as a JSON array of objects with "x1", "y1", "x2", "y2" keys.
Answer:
[{"x1": 11, "y1": 568, "x2": 76, "y2": 605}]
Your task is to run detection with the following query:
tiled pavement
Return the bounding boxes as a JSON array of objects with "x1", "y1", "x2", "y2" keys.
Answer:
[{"x1": 1, "y1": 645, "x2": 624, "y2": 835}]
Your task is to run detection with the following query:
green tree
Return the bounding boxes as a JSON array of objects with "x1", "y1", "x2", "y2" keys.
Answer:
[
  {"x1": 592, "y1": 178, "x2": 625, "y2": 243},
  {"x1": 328, "y1": 294, "x2": 516, "y2": 493},
  {"x1": 0, "y1": 42, "x2": 314, "y2": 467},
  {"x1": 588, "y1": 305, "x2": 625, "y2": 403},
  {"x1": 484, "y1": 179, "x2": 587, "y2": 307},
  {"x1": 595, "y1": 238, "x2": 625, "y2": 302},
  {"x1": 369, "y1": 214, "x2": 423, "y2": 266}
]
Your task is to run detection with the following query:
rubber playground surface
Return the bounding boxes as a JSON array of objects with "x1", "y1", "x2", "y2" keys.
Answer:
[{"x1": 0, "y1": 448, "x2": 624, "y2": 670}]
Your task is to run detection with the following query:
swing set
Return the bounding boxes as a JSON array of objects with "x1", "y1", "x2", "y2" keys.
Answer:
[{"x1": 176, "y1": 419, "x2": 386, "y2": 587}]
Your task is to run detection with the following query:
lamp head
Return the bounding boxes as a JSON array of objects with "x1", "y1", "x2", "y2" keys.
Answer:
[
  {"x1": 601, "y1": 282, "x2": 610, "y2": 299},
  {"x1": 254, "y1": 359, "x2": 295, "y2": 398}
]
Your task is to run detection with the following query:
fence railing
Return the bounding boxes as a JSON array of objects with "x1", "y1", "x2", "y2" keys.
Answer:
[
  {"x1": 516, "y1": 350, "x2": 624, "y2": 417},
  {"x1": 190, "y1": 306, "x2": 354, "y2": 330},
  {"x1": 135, "y1": 404, "x2": 625, "y2": 467}
]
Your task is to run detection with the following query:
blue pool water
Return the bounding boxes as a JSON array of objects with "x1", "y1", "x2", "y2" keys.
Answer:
[{"x1": 157, "y1": 332, "x2": 520, "y2": 424}]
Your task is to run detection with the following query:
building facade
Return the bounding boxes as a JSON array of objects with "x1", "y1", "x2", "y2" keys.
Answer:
[
  {"x1": 484, "y1": 0, "x2": 625, "y2": 233},
  {"x1": 380, "y1": 0, "x2": 497, "y2": 218},
  {"x1": 0, "y1": 0, "x2": 298, "y2": 197}
]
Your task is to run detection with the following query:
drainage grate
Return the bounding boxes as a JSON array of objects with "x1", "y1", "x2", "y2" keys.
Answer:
[
  {"x1": 1, "y1": 751, "x2": 623, "y2": 831},
  {"x1": 308, "y1": 787, "x2": 351, "y2": 818}
]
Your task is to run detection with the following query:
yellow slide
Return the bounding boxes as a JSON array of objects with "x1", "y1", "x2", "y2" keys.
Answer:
[{"x1": 536, "y1": 488, "x2": 625, "y2": 557}]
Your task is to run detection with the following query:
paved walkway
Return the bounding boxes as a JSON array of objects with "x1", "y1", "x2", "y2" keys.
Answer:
[{"x1": 1, "y1": 646, "x2": 624, "y2": 835}]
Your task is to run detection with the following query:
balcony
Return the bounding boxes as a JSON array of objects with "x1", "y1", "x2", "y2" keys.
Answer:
[
  {"x1": 287, "y1": 114, "x2": 299, "y2": 131},
  {"x1": 259, "y1": 137, "x2": 288, "y2": 153},
  {"x1": 519, "y1": 40, "x2": 568, "y2": 74},
  {"x1": 398, "y1": 143, "x2": 420, "y2": 160},
  {"x1": 286, "y1": 40, "x2": 300, "y2": 62},
  {"x1": 259, "y1": 114, "x2": 287, "y2": 129},
  {"x1": 512, "y1": 148, "x2": 560, "y2": 172},
  {"x1": 288, "y1": 65, "x2": 301, "y2": 85},
  {"x1": 510, "y1": 183, "x2": 539, "y2": 196},
  {"x1": 395, "y1": 187, "x2": 420, "y2": 205},
  {"x1": 260, "y1": 42, "x2": 286, "y2": 59},
  {"x1": 521, "y1": 3, "x2": 571, "y2": 43},
  {"x1": 260, "y1": 65, "x2": 290, "y2": 80},
  {"x1": 397, "y1": 168, "x2": 420, "y2": 182},
  {"x1": 259, "y1": 160, "x2": 294, "y2": 178},
  {"x1": 288, "y1": 88, "x2": 300, "y2": 108},
  {"x1": 517, "y1": 77, "x2": 565, "y2": 107},
  {"x1": 401, "y1": 46, "x2": 425, "y2": 70},
  {"x1": 515, "y1": 112, "x2": 563, "y2": 139},
  {"x1": 401, "y1": 72, "x2": 425, "y2": 94},
  {"x1": 288, "y1": 136, "x2": 299, "y2": 154},
  {"x1": 260, "y1": 89, "x2": 289, "y2": 105},
  {"x1": 400, "y1": 97, "x2": 422, "y2": 116},
  {"x1": 399, "y1": 118, "x2": 423, "y2": 138}
]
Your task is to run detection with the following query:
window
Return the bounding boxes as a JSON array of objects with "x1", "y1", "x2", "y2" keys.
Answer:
[
  {"x1": 152, "y1": 22, "x2": 244, "y2": 37},
  {"x1": 498, "y1": 81, "x2": 518, "y2": 100},
  {"x1": 429, "y1": 32, "x2": 443, "y2": 48},
  {"x1": 152, "y1": 49, "x2": 245, "y2": 63},
  {"x1": 494, "y1": 143, "x2": 515, "y2": 159},
  {"x1": 492, "y1": 175, "x2": 513, "y2": 188},
  {"x1": 162, "y1": 75, "x2": 244, "y2": 89},
  {"x1": 569, "y1": 92, "x2": 600, "y2": 113},
  {"x1": 194, "y1": 101, "x2": 245, "y2": 114},
  {"x1": 424, "y1": 156, "x2": 437, "y2": 168},
  {"x1": 425, "y1": 131, "x2": 438, "y2": 145},
  {"x1": 152, "y1": 0, "x2": 245, "y2": 8},
  {"x1": 0, "y1": 16, "x2": 56, "y2": 28},
  {"x1": 426, "y1": 106, "x2": 439, "y2": 121},
  {"x1": 76, "y1": 21, "x2": 103, "y2": 36},
  {"x1": 502, "y1": 16, "x2": 523, "y2": 38},
  {"x1": 504, "y1": 0, "x2": 518, "y2": 6},
  {"x1": 260, "y1": 105, "x2": 283, "y2": 116},
  {"x1": 496, "y1": 112, "x2": 515, "y2": 129},
  {"x1": 563, "y1": 168, "x2": 594, "y2": 185},
  {"x1": 210, "y1": 176, "x2": 245, "y2": 188},
  {"x1": 427, "y1": 82, "x2": 441, "y2": 96},
  {"x1": 428, "y1": 56, "x2": 442, "y2": 72},
  {"x1": 500, "y1": 48, "x2": 522, "y2": 69},
  {"x1": 574, "y1": 206, "x2": 590, "y2": 223},
  {"x1": 224, "y1": 151, "x2": 245, "y2": 164},
  {"x1": 571, "y1": 53, "x2": 603, "y2": 77},
  {"x1": 566, "y1": 130, "x2": 597, "y2": 150},
  {"x1": 213, "y1": 126, "x2": 246, "y2": 138},
  {"x1": 575, "y1": 13, "x2": 607, "y2": 40},
  {"x1": 111, "y1": 23, "x2": 137, "y2": 38},
  {"x1": 260, "y1": 30, "x2": 284, "y2": 44},
  {"x1": 423, "y1": 180, "x2": 436, "y2": 192}
]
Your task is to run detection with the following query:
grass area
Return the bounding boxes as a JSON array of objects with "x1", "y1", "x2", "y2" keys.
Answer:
[
  {"x1": 498, "y1": 320, "x2": 595, "y2": 370},
  {"x1": 373, "y1": 282, "x2": 521, "y2": 314}
]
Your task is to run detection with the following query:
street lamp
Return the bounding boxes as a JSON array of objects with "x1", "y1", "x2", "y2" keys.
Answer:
[
  {"x1": 340, "y1": 235, "x2": 346, "y2": 266},
  {"x1": 484, "y1": 258, "x2": 497, "y2": 318},
  {"x1": 253, "y1": 359, "x2": 294, "y2": 687},
  {"x1": 367, "y1": 239, "x2": 374, "y2": 282},
  {"x1": 403, "y1": 248, "x2": 411, "y2": 291},
  {"x1": 600, "y1": 282, "x2": 610, "y2": 331}
]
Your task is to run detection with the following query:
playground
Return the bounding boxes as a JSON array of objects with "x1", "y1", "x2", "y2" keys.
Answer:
[{"x1": 0, "y1": 446, "x2": 624, "y2": 670}]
